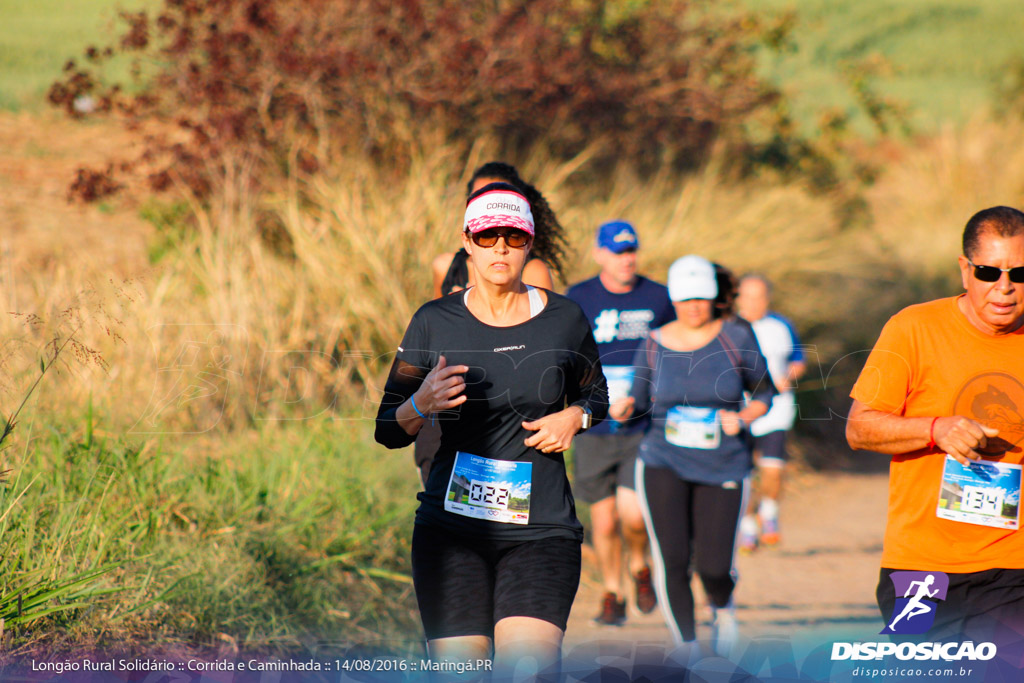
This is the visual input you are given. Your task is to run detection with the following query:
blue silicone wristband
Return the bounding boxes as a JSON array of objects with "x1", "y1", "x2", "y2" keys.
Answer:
[{"x1": 410, "y1": 394, "x2": 428, "y2": 419}]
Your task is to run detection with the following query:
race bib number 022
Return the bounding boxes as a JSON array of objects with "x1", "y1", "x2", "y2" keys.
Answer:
[
  {"x1": 445, "y1": 452, "x2": 532, "y2": 525},
  {"x1": 936, "y1": 455, "x2": 1021, "y2": 530}
]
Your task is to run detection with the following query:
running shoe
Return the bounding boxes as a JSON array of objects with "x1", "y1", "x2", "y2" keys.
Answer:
[
  {"x1": 634, "y1": 567, "x2": 657, "y2": 614},
  {"x1": 594, "y1": 592, "x2": 627, "y2": 626},
  {"x1": 760, "y1": 516, "x2": 780, "y2": 546},
  {"x1": 738, "y1": 515, "x2": 759, "y2": 553},
  {"x1": 738, "y1": 528, "x2": 758, "y2": 553},
  {"x1": 711, "y1": 606, "x2": 739, "y2": 658}
]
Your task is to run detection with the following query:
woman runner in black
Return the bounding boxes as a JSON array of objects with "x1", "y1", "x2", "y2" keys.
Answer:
[
  {"x1": 412, "y1": 163, "x2": 571, "y2": 489},
  {"x1": 376, "y1": 182, "x2": 608, "y2": 675}
]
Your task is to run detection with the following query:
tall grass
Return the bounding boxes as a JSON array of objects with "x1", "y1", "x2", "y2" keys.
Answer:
[
  {"x1": 16, "y1": 116, "x2": 1024, "y2": 431},
  {"x1": 108, "y1": 140, "x2": 870, "y2": 430},
  {"x1": 0, "y1": 414, "x2": 421, "y2": 655},
  {"x1": 866, "y1": 114, "x2": 1024, "y2": 276}
]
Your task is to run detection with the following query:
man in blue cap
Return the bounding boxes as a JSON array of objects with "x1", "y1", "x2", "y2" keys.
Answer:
[{"x1": 567, "y1": 221, "x2": 676, "y2": 625}]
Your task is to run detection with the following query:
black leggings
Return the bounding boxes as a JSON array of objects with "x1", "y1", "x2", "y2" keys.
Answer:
[{"x1": 636, "y1": 460, "x2": 747, "y2": 643}]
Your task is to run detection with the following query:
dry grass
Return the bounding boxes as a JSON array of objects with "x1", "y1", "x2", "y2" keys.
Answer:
[
  {"x1": 866, "y1": 114, "x2": 1024, "y2": 277},
  {"x1": 6, "y1": 111, "x2": 1024, "y2": 433}
]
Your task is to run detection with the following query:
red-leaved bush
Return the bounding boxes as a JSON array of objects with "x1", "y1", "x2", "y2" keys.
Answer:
[{"x1": 50, "y1": 0, "x2": 792, "y2": 200}]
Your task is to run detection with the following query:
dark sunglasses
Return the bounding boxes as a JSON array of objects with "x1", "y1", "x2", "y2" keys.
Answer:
[
  {"x1": 470, "y1": 228, "x2": 532, "y2": 249},
  {"x1": 967, "y1": 258, "x2": 1024, "y2": 283}
]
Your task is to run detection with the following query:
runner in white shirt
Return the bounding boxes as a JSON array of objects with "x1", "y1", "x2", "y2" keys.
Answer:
[{"x1": 735, "y1": 274, "x2": 806, "y2": 550}]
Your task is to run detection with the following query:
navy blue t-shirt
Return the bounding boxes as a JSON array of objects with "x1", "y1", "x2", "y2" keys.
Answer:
[
  {"x1": 631, "y1": 319, "x2": 775, "y2": 485},
  {"x1": 566, "y1": 275, "x2": 676, "y2": 435}
]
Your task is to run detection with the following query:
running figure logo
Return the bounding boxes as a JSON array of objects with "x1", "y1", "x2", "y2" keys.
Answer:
[{"x1": 881, "y1": 571, "x2": 949, "y2": 635}]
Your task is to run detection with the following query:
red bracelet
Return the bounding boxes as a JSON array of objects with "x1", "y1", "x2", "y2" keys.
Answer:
[{"x1": 926, "y1": 416, "x2": 940, "y2": 449}]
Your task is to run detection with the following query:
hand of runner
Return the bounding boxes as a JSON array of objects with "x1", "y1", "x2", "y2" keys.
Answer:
[
  {"x1": 933, "y1": 416, "x2": 999, "y2": 466},
  {"x1": 719, "y1": 410, "x2": 743, "y2": 436},
  {"x1": 413, "y1": 355, "x2": 469, "y2": 414},
  {"x1": 522, "y1": 407, "x2": 585, "y2": 453},
  {"x1": 608, "y1": 397, "x2": 635, "y2": 422}
]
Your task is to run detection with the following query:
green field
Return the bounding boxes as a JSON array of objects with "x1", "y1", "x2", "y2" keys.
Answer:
[
  {"x1": 741, "y1": 0, "x2": 1024, "y2": 133},
  {"x1": 0, "y1": 0, "x2": 148, "y2": 111}
]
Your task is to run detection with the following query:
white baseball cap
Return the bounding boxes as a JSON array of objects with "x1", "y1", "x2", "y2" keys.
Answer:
[{"x1": 668, "y1": 255, "x2": 718, "y2": 301}]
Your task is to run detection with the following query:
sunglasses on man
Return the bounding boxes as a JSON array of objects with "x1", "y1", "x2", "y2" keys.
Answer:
[
  {"x1": 469, "y1": 228, "x2": 532, "y2": 249},
  {"x1": 967, "y1": 259, "x2": 1024, "y2": 283}
]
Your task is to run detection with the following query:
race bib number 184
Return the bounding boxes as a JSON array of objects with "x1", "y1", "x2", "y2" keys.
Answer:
[{"x1": 936, "y1": 455, "x2": 1021, "y2": 530}]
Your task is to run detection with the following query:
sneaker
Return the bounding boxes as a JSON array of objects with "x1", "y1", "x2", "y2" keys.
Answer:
[
  {"x1": 738, "y1": 528, "x2": 758, "y2": 553},
  {"x1": 594, "y1": 592, "x2": 627, "y2": 626},
  {"x1": 738, "y1": 515, "x2": 759, "y2": 553},
  {"x1": 711, "y1": 606, "x2": 738, "y2": 658},
  {"x1": 633, "y1": 567, "x2": 657, "y2": 614},
  {"x1": 760, "y1": 516, "x2": 780, "y2": 546}
]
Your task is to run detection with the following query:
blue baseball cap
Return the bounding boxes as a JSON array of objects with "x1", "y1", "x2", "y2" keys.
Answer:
[{"x1": 596, "y1": 221, "x2": 639, "y2": 253}]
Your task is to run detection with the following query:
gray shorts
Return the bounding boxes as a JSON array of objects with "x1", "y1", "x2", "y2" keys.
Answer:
[{"x1": 572, "y1": 432, "x2": 645, "y2": 504}]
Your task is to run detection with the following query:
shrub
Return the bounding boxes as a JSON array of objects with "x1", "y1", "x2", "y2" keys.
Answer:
[{"x1": 50, "y1": 0, "x2": 793, "y2": 199}]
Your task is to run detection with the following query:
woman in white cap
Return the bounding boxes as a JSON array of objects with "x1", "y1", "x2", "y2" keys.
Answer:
[
  {"x1": 375, "y1": 182, "x2": 608, "y2": 675},
  {"x1": 609, "y1": 254, "x2": 774, "y2": 655}
]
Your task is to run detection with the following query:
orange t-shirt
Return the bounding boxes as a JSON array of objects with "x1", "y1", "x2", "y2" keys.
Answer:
[{"x1": 851, "y1": 296, "x2": 1024, "y2": 573}]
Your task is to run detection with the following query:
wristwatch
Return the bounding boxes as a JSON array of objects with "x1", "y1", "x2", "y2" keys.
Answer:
[{"x1": 579, "y1": 404, "x2": 593, "y2": 432}]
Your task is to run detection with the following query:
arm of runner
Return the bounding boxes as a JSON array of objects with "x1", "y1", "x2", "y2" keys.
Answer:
[
  {"x1": 846, "y1": 399, "x2": 998, "y2": 466},
  {"x1": 431, "y1": 252, "x2": 456, "y2": 299},
  {"x1": 396, "y1": 355, "x2": 468, "y2": 435},
  {"x1": 624, "y1": 336, "x2": 656, "y2": 420},
  {"x1": 719, "y1": 399, "x2": 770, "y2": 436},
  {"x1": 523, "y1": 406, "x2": 585, "y2": 453},
  {"x1": 522, "y1": 258, "x2": 555, "y2": 290},
  {"x1": 779, "y1": 360, "x2": 807, "y2": 392},
  {"x1": 608, "y1": 396, "x2": 635, "y2": 422},
  {"x1": 525, "y1": 313, "x2": 608, "y2": 452}
]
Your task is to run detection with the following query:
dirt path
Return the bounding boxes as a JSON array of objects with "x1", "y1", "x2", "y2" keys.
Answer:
[{"x1": 565, "y1": 470, "x2": 890, "y2": 649}]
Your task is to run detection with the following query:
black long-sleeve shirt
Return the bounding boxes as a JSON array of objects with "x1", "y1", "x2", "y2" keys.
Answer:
[{"x1": 375, "y1": 290, "x2": 608, "y2": 541}]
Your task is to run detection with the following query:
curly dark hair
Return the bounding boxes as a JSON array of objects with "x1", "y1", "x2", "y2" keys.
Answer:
[
  {"x1": 467, "y1": 162, "x2": 570, "y2": 283},
  {"x1": 712, "y1": 262, "x2": 739, "y2": 319}
]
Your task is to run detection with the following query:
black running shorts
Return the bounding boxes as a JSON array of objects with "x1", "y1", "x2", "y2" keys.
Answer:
[{"x1": 411, "y1": 523, "x2": 581, "y2": 640}]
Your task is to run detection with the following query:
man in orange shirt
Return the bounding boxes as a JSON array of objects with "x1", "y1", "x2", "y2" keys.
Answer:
[{"x1": 847, "y1": 205, "x2": 1024, "y2": 639}]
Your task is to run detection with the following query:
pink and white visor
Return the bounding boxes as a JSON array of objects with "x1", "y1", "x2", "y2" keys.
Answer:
[{"x1": 463, "y1": 189, "x2": 535, "y2": 235}]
